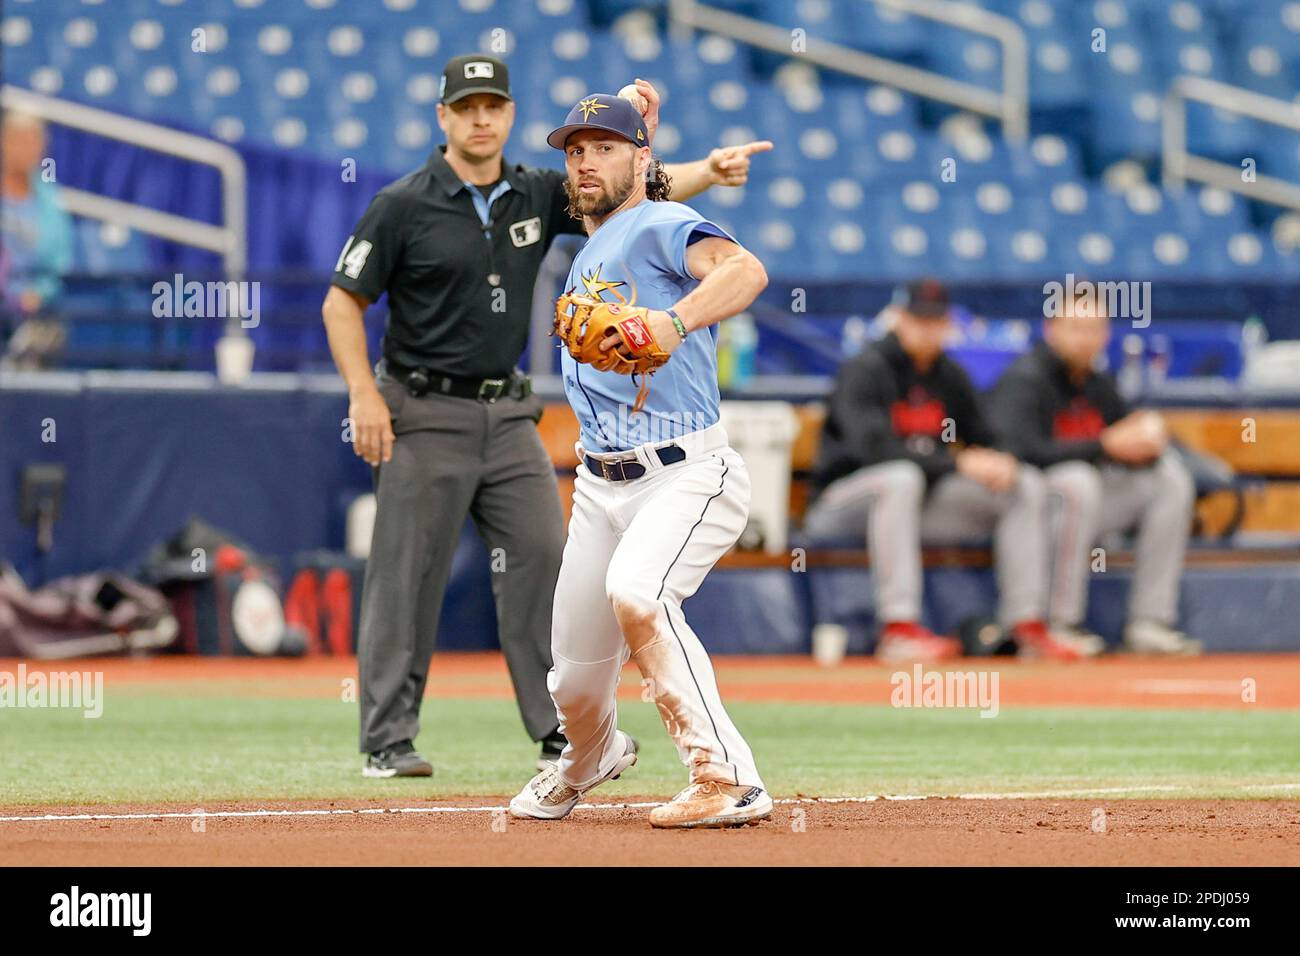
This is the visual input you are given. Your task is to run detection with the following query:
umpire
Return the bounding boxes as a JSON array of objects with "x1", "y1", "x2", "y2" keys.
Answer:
[{"x1": 322, "y1": 55, "x2": 765, "y2": 777}]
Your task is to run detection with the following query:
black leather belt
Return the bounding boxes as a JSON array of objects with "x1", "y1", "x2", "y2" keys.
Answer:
[
  {"x1": 584, "y1": 444, "x2": 687, "y2": 481},
  {"x1": 384, "y1": 361, "x2": 530, "y2": 403}
]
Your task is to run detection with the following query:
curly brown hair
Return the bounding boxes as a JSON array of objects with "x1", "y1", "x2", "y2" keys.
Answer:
[{"x1": 645, "y1": 157, "x2": 672, "y2": 202}]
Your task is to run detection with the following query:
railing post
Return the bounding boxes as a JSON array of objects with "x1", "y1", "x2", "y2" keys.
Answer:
[
  {"x1": 668, "y1": 0, "x2": 696, "y2": 44},
  {"x1": 1001, "y1": 19, "x2": 1029, "y2": 144},
  {"x1": 1162, "y1": 81, "x2": 1188, "y2": 196}
]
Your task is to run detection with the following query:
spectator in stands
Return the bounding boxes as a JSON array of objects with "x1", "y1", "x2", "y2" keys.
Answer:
[
  {"x1": 988, "y1": 296, "x2": 1201, "y2": 655},
  {"x1": 805, "y1": 280, "x2": 1085, "y2": 661},
  {"x1": 0, "y1": 111, "x2": 73, "y2": 369}
]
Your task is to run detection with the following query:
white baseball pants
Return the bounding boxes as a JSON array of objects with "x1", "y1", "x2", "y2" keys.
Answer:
[{"x1": 547, "y1": 422, "x2": 765, "y2": 791}]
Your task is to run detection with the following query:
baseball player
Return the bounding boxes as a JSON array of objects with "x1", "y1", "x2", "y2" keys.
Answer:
[
  {"x1": 508, "y1": 94, "x2": 772, "y2": 829},
  {"x1": 323, "y1": 55, "x2": 772, "y2": 779},
  {"x1": 987, "y1": 295, "x2": 1201, "y2": 654}
]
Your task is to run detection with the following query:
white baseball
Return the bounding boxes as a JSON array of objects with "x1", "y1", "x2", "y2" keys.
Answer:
[{"x1": 618, "y1": 84, "x2": 648, "y2": 116}]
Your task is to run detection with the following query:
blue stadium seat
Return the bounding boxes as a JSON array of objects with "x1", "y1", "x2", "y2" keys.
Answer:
[
  {"x1": 926, "y1": 129, "x2": 1015, "y2": 185},
  {"x1": 1260, "y1": 130, "x2": 1300, "y2": 186},
  {"x1": 1166, "y1": 185, "x2": 1249, "y2": 236},
  {"x1": 1006, "y1": 134, "x2": 1084, "y2": 183},
  {"x1": 1227, "y1": 21, "x2": 1297, "y2": 99},
  {"x1": 925, "y1": 28, "x2": 1000, "y2": 93},
  {"x1": 2, "y1": 11, "x2": 48, "y2": 88},
  {"x1": 863, "y1": 221, "x2": 938, "y2": 280},
  {"x1": 1089, "y1": 89, "x2": 1164, "y2": 165}
]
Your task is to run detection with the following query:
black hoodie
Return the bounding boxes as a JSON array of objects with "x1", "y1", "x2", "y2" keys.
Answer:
[
  {"x1": 813, "y1": 331, "x2": 999, "y2": 493},
  {"x1": 987, "y1": 340, "x2": 1130, "y2": 467}
]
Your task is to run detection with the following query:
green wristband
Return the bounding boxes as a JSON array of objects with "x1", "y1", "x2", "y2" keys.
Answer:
[{"x1": 667, "y1": 309, "x2": 688, "y2": 341}]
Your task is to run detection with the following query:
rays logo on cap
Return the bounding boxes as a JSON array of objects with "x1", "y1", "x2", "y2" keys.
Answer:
[
  {"x1": 464, "y1": 61, "x2": 495, "y2": 79},
  {"x1": 578, "y1": 97, "x2": 610, "y2": 120}
]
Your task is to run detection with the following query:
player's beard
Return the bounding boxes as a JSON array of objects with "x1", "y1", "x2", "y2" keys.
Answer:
[{"x1": 564, "y1": 160, "x2": 636, "y2": 221}]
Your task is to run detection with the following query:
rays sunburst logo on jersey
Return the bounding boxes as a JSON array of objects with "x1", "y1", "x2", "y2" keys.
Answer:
[{"x1": 579, "y1": 263, "x2": 629, "y2": 303}]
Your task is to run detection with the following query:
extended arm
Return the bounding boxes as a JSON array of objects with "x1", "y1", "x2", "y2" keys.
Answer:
[
  {"x1": 664, "y1": 142, "x2": 774, "y2": 201},
  {"x1": 628, "y1": 79, "x2": 772, "y2": 201}
]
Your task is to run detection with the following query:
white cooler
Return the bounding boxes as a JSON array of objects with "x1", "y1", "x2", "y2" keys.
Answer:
[{"x1": 719, "y1": 401, "x2": 800, "y2": 554}]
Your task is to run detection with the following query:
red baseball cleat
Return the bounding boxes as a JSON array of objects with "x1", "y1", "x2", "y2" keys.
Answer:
[
  {"x1": 875, "y1": 621, "x2": 963, "y2": 662},
  {"x1": 1011, "y1": 620, "x2": 1083, "y2": 661}
]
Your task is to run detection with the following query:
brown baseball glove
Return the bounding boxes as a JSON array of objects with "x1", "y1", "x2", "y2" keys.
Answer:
[{"x1": 552, "y1": 290, "x2": 672, "y2": 412}]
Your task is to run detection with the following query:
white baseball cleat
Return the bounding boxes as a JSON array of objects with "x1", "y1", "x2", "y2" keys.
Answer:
[
  {"x1": 508, "y1": 731, "x2": 638, "y2": 821},
  {"x1": 648, "y1": 781, "x2": 773, "y2": 829},
  {"x1": 1049, "y1": 621, "x2": 1107, "y2": 658},
  {"x1": 1124, "y1": 620, "x2": 1203, "y2": 656}
]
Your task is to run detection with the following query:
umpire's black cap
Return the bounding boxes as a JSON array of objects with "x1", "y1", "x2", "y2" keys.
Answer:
[
  {"x1": 892, "y1": 278, "x2": 951, "y2": 318},
  {"x1": 440, "y1": 54, "x2": 511, "y2": 104}
]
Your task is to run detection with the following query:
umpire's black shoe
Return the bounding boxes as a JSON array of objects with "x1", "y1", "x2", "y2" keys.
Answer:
[
  {"x1": 363, "y1": 740, "x2": 433, "y2": 778},
  {"x1": 537, "y1": 730, "x2": 568, "y2": 772}
]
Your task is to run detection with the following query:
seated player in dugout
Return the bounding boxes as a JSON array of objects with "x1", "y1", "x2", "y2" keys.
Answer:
[
  {"x1": 987, "y1": 295, "x2": 1201, "y2": 655},
  {"x1": 804, "y1": 280, "x2": 1092, "y2": 662}
]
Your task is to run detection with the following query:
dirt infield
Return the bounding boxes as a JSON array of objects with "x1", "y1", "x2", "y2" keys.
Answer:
[
  {"x1": 4, "y1": 653, "x2": 1298, "y2": 865},
  {"x1": 4, "y1": 797, "x2": 1298, "y2": 866},
  {"x1": 9, "y1": 652, "x2": 1296, "y2": 708}
]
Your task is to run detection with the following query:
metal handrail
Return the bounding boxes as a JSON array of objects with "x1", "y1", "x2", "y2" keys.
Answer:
[
  {"x1": 1, "y1": 84, "x2": 248, "y2": 276},
  {"x1": 667, "y1": 0, "x2": 1029, "y2": 143},
  {"x1": 1163, "y1": 75, "x2": 1300, "y2": 212}
]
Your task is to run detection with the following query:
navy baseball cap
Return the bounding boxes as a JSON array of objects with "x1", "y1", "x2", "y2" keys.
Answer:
[{"x1": 547, "y1": 93, "x2": 649, "y2": 150}]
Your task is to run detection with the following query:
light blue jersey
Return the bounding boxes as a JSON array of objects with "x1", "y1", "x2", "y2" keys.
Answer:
[{"x1": 562, "y1": 200, "x2": 735, "y2": 452}]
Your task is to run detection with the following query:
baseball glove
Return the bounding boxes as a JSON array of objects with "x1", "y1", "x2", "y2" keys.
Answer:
[{"x1": 552, "y1": 290, "x2": 672, "y2": 412}]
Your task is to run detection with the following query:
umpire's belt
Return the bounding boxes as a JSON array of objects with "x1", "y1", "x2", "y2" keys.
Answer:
[
  {"x1": 584, "y1": 445, "x2": 686, "y2": 482},
  {"x1": 384, "y1": 361, "x2": 531, "y2": 403}
]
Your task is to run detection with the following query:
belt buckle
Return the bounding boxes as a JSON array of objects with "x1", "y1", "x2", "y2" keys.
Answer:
[
  {"x1": 597, "y1": 456, "x2": 634, "y2": 481},
  {"x1": 406, "y1": 368, "x2": 431, "y2": 398},
  {"x1": 478, "y1": 378, "x2": 507, "y2": 403}
]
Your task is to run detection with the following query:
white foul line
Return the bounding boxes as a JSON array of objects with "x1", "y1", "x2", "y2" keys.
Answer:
[
  {"x1": 1, "y1": 783, "x2": 1298, "y2": 824},
  {"x1": 1130, "y1": 679, "x2": 1248, "y2": 695}
]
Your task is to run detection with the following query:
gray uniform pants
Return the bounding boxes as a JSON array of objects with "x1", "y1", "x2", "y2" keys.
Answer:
[
  {"x1": 357, "y1": 371, "x2": 565, "y2": 753},
  {"x1": 1043, "y1": 451, "x2": 1194, "y2": 626},
  {"x1": 804, "y1": 460, "x2": 1048, "y2": 627}
]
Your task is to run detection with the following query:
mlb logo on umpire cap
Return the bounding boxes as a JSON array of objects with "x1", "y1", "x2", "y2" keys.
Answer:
[{"x1": 440, "y1": 54, "x2": 511, "y2": 104}]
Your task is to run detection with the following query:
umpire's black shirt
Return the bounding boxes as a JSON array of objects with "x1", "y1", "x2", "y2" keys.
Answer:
[
  {"x1": 812, "y1": 331, "x2": 1000, "y2": 493},
  {"x1": 330, "y1": 145, "x2": 584, "y2": 380},
  {"x1": 987, "y1": 340, "x2": 1130, "y2": 467}
]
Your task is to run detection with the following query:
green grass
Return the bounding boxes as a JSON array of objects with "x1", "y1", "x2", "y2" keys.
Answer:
[{"x1": 3, "y1": 690, "x2": 1298, "y2": 805}]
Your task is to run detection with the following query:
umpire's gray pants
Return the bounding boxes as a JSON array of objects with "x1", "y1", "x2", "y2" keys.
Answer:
[
  {"x1": 1043, "y1": 452, "x2": 1194, "y2": 627},
  {"x1": 804, "y1": 461, "x2": 1048, "y2": 627},
  {"x1": 357, "y1": 372, "x2": 564, "y2": 753}
]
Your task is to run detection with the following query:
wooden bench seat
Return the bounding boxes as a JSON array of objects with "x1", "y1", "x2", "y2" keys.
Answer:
[{"x1": 538, "y1": 402, "x2": 1300, "y2": 535}]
